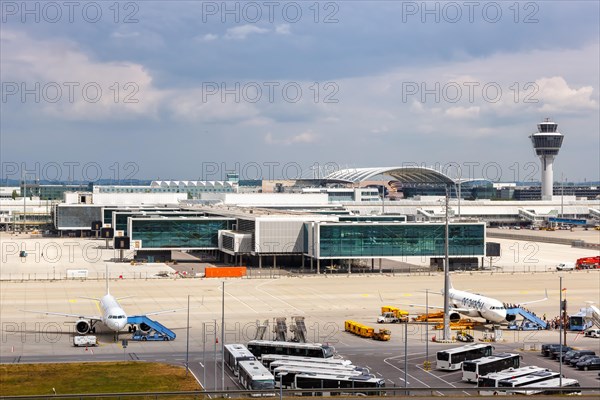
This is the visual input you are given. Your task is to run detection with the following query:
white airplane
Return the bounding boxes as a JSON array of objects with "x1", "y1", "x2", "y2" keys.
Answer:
[
  {"x1": 22, "y1": 269, "x2": 183, "y2": 336},
  {"x1": 407, "y1": 278, "x2": 547, "y2": 324}
]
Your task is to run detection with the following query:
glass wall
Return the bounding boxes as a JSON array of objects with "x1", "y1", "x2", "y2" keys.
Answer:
[
  {"x1": 318, "y1": 223, "x2": 484, "y2": 258},
  {"x1": 130, "y1": 218, "x2": 233, "y2": 249}
]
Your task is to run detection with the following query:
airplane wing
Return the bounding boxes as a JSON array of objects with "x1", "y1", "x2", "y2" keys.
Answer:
[
  {"x1": 20, "y1": 309, "x2": 102, "y2": 321},
  {"x1": 402, "y1": 303, "x2": 472, "y2": 313},
  {"x1": 140, "y1": 307, "x2": 189, "y2": 317},
  {"x1": 516, "y1": 290, "x2": 548, "y2": 307}
]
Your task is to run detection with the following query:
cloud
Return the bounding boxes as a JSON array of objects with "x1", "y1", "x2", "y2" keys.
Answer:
[
  {"x1": 196, "y1": 33, "x2": 218, "y2": 42},
  {"x1": 445, "y1": 106, "x2": 480, "y2": 119},
  {"x1": 265, "y1": 130, "x2": 316, "y2": 145},
  {"x1": 536, "y1": 76, "x2": 597, "y2": 113},
  {"x1": 111, "y1": 31, "x2": 141, "y2": 39},
  {"x1": 224, "y1": 25, "x2": 269, "y2": 40},
  {"x1": 275, "y1": 24, "x2": 291, "y2": 35}
]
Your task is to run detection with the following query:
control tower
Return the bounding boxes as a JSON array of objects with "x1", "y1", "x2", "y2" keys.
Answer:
[{"x1": 529, "y1": 118, "x2": 564, "y2": 199}]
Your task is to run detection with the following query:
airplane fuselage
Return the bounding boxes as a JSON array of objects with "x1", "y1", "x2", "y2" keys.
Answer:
[
  {"x1": 99, "y1": 294, "x2": 128, "y2": 332},
  {"x1": 448, "y1": 288, "x2": 507, "y2": 323}
]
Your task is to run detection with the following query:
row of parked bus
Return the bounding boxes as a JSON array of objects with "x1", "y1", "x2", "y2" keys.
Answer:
[
  {"x1": 436, "y1": 343, "x2": 581, "y2": 395},
  {"x1": 224, "y1": 340, "x2": 384, "y2": 396}
]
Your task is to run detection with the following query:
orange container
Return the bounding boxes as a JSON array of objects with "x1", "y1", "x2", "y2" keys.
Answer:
[{"x1": 204, "y1": 266, "x2": 247, "y2": 278}]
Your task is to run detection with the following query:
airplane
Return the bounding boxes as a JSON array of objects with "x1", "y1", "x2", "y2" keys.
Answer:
[
  {"x1": 21, "y1": 267, "x2": 184, "y2": 337},
  {"x1": 406, "y1": 277, "x2": 547, "y2": 324}
]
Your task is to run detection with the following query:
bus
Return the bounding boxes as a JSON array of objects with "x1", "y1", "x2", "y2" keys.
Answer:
[
  {"x1": 247, "y1": 340, "x2": 335, "y2": 359},
  {"x1": 272, "y1": 365, "x2": 370, "y2": 389},
  {"x1": 436, "y1": 343, "x2": 494, "y2": 370},
  {"x1": 294, "y1": 372, "x2": 385, "y2": 396},
  {"x1": 569, "y1": 310, "x2": 593, "y2": 331},
  {"x1": 462, "y1": 353, "x2": 521, "y2": 383},
  {"x1": 477, "y1": 366, "x2": 549, "y2": 395},
  {"x1": 508, "y1": 377, "x2": 581, "y2": 395},
  {"x1": 237, "y1": 360, "x2": 276, "y2": 396},
  {"x1": 269, "y1": 360, "x2": 368, "y2": 375},
  {"x1": 224, "y1": 344, "x2": 256, "y2": 376},
  {"x1": 497, "y1": 370, "x2": 561, "y2": 392},
  {"x1": 260, "y1": 354, "x2": 352, "y2": 369}
]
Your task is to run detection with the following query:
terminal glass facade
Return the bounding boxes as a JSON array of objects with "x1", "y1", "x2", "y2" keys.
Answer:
[
  {"x1": 114, "y1": 211, "x2": 206, "y2": 234},
  {"x1": 318, "y1": 223, "x2": 484, "y2": 258},
  {"x1": 130, "y1": 218, "x2": 233, "y2": 249}
]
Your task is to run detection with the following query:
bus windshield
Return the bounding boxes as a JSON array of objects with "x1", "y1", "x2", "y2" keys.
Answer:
[
  {"x1": 463, "y1": 362, "x2": 476, "y2": 372},
  {"x1": 252, "y1": 379, "x2": 275, "y2": 390},
  {"x1": 437, "y1": 352, "x2": 449, "y2": 361}
]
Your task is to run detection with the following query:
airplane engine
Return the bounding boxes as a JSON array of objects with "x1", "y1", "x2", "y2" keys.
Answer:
[
  {"x1": 76, "y1": 320, "x2": 91, "y2": 334},
  {"x1": 449, "y1": 312, "x2": 461, "y2": 323},
  {"x1": 139, "y1": 322, "x2": 151, "y2": 333},
  {"x1": 506, "y1": 313, "x2": 516, "y2": 322}
]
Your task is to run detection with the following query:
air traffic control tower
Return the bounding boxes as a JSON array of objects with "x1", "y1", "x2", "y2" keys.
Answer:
[{"x1": 530, "y1": 118, "x2": 564, "y2": 199}]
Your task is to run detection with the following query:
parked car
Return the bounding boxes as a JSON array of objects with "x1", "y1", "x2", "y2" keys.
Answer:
[
  {"x1": 541, "y1": 343, "x2": 562, "y2": 357},
  {"x1": 556, "y1": 262, "x2": 575, "y2": 271},
  {"x1": 563, "y1": 350, "x2": 596, "y2": 364},
  {"x1": 576, "y1": 357, "x2": 600, "y2": 370},
  {"x1": 584, "y1": 329, "x2": 600, "y2": 338},
  {"x1": 550, "y1": 346, "x2": 573, "y2": 360},
  {"x1": 570, "y1": 354, "x2": 599, "y2": 367}
]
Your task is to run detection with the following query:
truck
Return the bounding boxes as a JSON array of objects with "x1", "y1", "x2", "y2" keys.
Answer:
[
  {"x1": 378, "y1": 306, "x2": 409, "y2": 323},
  {"x1": 73, "y1": 335, "x2": 97, "y2": 347},
  {"x1": 576, "y1": 256, "x2": 600, "y2": 270}
]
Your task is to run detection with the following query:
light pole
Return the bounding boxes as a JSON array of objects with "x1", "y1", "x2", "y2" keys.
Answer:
[
  {"x1": 221, "y1": 281, "x2": 225, "y2": 391},
  {"x1": 443, "y1": 184, "x2": 451, "y2": 340},
  {"x1": 185, "y1": 295, "x2": 190, "y2": 375},
  {"x1": 426, "y1": 288, "x2": 429, "y2": 365},
  {"x1": 559, "y1": 276, "x2": 563, "y2": 387}
]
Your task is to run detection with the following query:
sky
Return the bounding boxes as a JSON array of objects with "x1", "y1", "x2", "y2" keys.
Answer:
[{"x1": 1, "y1": 0, "x2": 599, "y2": 183}]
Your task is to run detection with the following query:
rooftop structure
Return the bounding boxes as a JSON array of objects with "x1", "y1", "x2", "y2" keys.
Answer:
[{"x1": 529, "y1": 118, "x2": 564, "y2": 199}]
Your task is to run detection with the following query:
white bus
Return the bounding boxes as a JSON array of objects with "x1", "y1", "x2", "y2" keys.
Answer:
[
  {"x1": 508, "y1": 377, "x2": 581, "y2": 395},
  {"x1": 462, "y1": 353, "x2": 521, "y2": 383},
  {"x1": 238, "y1": 360, "x2": 276, "y2": 397},
  {"x1": 436, "y1": 343, "x2": 494, "y2": 370},
  {"x1": 224, "y1": 344, "x2": 256, "y2": 376},
  {"x1": 247, "y1": 340, "x2": 335, "y2": 359},
  {"x1": 496, "y1": 370, "x2": 562, "y2": 393},
  {"x1": 272, "y1": 365, "x2": 370, "y2": 388},
  {"x1": 477, "y1": 366, "x2": 549, "y2": 395},
  {"x1": 260, "y1": 354, "x2": 351, "y2": 369},
  {"x1": 269, "y1": 360, "x2": 368, "y2": 375},
  {"x1": 294, "y1": 372, "x2": 385, "y2": 396}
]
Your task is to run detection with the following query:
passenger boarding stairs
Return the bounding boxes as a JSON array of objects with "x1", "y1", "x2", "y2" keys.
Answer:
[
  {"x1": 254, "y1": 319, "x2": 269, "y2": 340},
  {"x1": 585, "y1": 305, "x2": 600, "y2": 328},
  {"x1": 506, "y1": 307, "x2": 547, "y2": 330},
  {"x1": 274, "y1": 317, "x2": 287, "y2": 341},
  {"x1": 290, "y1": 316, "x2": 307, "y2": 343},
  {"x1": 127, "y1": 315, "x2": 177, "y2": 341}
]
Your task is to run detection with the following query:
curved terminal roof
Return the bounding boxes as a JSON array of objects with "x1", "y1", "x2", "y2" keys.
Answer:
[{"x1": 325, "y1": 167, "x2": 455, "y2": 185}]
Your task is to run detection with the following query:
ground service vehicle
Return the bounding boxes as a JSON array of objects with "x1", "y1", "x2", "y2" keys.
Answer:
[
  {"x1": 260, "y1": 354, "x2": 351, "y2": 369},
  {"x1": 509, "y1": 377, "x2": 580, "y2": 395},
  {"x1": 462, "y1": 353, "x2": 521, "y2": 382},
  {"x1": 131, "y1": 331, "x2": 170, "y2": 341},
  {"x1": 73, "y1": 335, "x2": 97, "y2": 347},
  {"x1": 497, "y1": 370, "x2": 561, "y2": 391},
  {"x1": 273, "y1": 365, "x2": 369, "y2": 388},
  {"x1": 436, "y1": 343, "x2": 494, "y2": 371},
  {"x1": 294, "y1": 372, "x2": 385, "y2": 396},
  {"x1": 556, "y1": 262, "x2": 575, "y2": 271},
  {"x1": 569, "y1": 310, "x2": 593, "y2": 331},
  {"x1": 237, "y1": 360, "x2": 275, "y2": 396},
  {"x1": 380, "y1": 306, "x2": 409, "y2": 321},
  {"x1": 377, "y1": 312, "x2": 400, "y2": 323},
  {"x1": 224, "y1": 344, "x2": 256, "y2": 376},
  {"x1": 269, "y1": 360, "x2": 368, "y2": 375},
  {"x1": 247, "y1": 340, "x2": 334, "y2": 359},
  {"x1": 477, "y1": 366, "x2": 549, "y2": 396},
  {"x1": 576, "y1": 256, "x2": 600, "y2": 269},
  {"x1": 585, "y1": 328, "x2": 600, "y2": 338}
]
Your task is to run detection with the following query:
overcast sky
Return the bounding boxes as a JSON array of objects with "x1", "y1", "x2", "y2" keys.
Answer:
[{"x1": 1, "y1": 1, "x2": 598, "y2": 183}]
